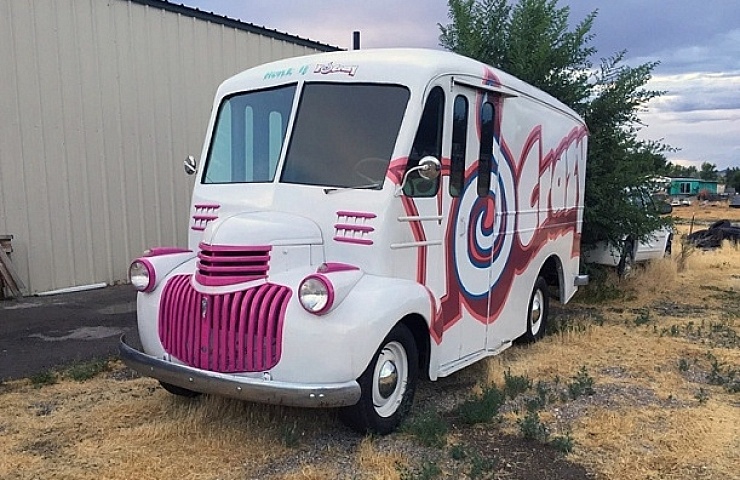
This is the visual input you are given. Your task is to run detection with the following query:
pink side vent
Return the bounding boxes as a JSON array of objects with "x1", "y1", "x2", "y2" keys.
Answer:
[
  {"x1": 334, "y1": 211, "x2": 376, "y2": 246},
  {"x1": 144, "y1": 247, "x2": 192, "y2": 257},
  {"x1": 318, "y1": 262, "x2": 360, "y2": 273},
  {"x1": 336, "y1": 211, "x2": 377, "y2": 219},
  {"x1": 192, "y1": 204, "x2": 220, "y2": 231}
]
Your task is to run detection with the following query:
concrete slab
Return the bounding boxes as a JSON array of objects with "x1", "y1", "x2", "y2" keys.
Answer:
[{"x1": 0, "y1": 285, "x2": 138, "y2": 381}]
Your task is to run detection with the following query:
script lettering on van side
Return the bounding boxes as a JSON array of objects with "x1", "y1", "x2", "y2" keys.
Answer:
[{"x1": 387, "y1": 85, "x2": 586, "y2": 342}]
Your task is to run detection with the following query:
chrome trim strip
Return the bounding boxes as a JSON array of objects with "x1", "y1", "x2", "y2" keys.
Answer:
[
  {"x1": 397, "y1": 215, "x2": 444, "y2": 222},
  {"x1": 119, "y1": 336, "x2": 361, "y2": 408},
  {"x1": 389, "y1": 240, "x2": 443, "y2": 249}
]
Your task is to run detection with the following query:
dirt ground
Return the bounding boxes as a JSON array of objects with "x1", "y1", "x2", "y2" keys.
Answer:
[{"x1": 0, "y1": 205, "x2": 737, "y2": 480}]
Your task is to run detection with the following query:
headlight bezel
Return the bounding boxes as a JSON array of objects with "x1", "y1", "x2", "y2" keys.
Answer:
[
  {"x1": 298, "y1": 274, "x2": 334, "y2": 315},
  {"x1": 129, "y1": 259, "x2": 156, "y2": 293}
]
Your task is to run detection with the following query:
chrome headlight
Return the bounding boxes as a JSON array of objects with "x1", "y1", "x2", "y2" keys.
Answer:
[
  {"x1": 129, "y1": 259, "x2": 155, "y2": 292},
  {"x1": 298, "y1": 274, "x2": 334, "y2": 314}
]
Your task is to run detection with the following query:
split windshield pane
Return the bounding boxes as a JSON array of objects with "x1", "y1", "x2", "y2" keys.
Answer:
[
  {"x1": 281, "y1": 83, "x2": 410, "y2": 189},
  {"x1": 203, "y1": 84, "x2": 296, "y2": 184}
]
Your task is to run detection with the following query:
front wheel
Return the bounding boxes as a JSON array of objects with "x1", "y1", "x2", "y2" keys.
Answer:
[
  {"x1": 339, "y1": 324, "x2": 418, "y2": 434},
  {"x1": 159, "y1": 381, "x2": 201, "y2": 398}
]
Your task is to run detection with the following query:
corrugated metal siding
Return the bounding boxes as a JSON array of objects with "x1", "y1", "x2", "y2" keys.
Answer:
[{"x1": 0, "y1": 0, "x2": 331, "y2": 293}]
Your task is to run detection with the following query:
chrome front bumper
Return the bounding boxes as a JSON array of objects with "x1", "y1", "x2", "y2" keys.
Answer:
[{"x1": 118, "y1": 336, "x2": 361, "y2": 408}]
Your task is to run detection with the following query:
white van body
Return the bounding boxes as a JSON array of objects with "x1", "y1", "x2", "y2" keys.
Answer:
[
  {"x1": 121, "y1": 49, "x2": 588, "y2": 433},
  {"x1": 583, "y1": 190, "x2": 673, "y2": 276}
]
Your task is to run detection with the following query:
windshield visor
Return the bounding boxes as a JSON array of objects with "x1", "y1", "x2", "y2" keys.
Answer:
[{"x1": 281, "y1": 83, "x2": 410, "y2": 189}]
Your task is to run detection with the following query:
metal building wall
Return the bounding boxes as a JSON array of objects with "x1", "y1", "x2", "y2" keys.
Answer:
[{"x1": 0, "y1": 0, "x2": 333, "y2": 294}]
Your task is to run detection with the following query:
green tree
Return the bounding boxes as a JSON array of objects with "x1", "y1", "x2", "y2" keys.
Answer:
[
  {"x1": 440, "y1": 0, "x2": 671, "y2": 248},
  {"x1": 664, "y1": 162, "x2": 698, "y2": 178},
  {"x1": 699, "y1": 162, "x2": 718, "y2": 181},
  {"x1": 725, "y1": 167, "x2": 740, "y2": 192}
]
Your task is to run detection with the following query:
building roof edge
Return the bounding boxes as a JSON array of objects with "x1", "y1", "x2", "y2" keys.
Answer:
[{"x1": 128, "y1": 0, "x2": 341, "y2": 52}]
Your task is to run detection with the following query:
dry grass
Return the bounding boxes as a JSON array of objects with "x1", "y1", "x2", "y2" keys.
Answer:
[
  {"x1": 481, "y1": 206, "x2": 740, "y2": 480},
  {"x1": 1, "y1": 207, "x2": 738, "y2": 480},
  {"x1": 674, "y1": 201, "x2": 740, "y2": 224}
]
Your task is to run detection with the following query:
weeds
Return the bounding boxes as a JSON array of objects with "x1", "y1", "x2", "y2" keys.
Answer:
[
  {"x1": 550, "y1": 432, "x2": 575, "y2": 454},
  {"x1": 397, "y1": 461, "x2": 441, "y2": 480},
  {"x1": 30, "y1": 370, "x2": 57, "y2": 387},
  {"x1": 63, "y1": 359, "x2": 111, "y2": 382},
  {"x1": 454, "y1": 385, "x2": 506, "y2": 425},
  {"x1": 695, "y1": 388, "x2": 710, "y2": 404},
  {"x1": 660, "y1": 319, "x2": 738, "y2": 348},
  {"x1": 503, "y1": 369, "x2": 532, "y2": 399},
  {"x1": 403, "y1": 410, "x2": 448, "y2": 448},
  {"x1": 678, "y1": 358, "x2": 691, "y2": 372},
  {"x1": 449, "y1": 444, "x2": 466, "y2": 461},
  {"x1": 279, "y1": 421, "x2": 301, "y2": 448},
  {"x1": 633, "y1": 309, "x2": 652, "y2": 326},
  {"x1": 469, "y1": 451, "x2": 496, "y2": 479},
  {"x1": 567, "y1": 366, "x2": 595, "y2": 400},
  {"x1": 706, "y1": 352, "x2": 739, "y2": 393},
  {"x1": 518, "y1": 409, "x2": 549, "y2": 442},
  {"x1": 677, "y1": 238, "x2": 694, "y2": 272}
]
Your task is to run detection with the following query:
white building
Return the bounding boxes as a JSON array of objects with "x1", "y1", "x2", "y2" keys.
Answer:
[{"x1": 0, "y1": 0, "x2": 336, "y2": 294}]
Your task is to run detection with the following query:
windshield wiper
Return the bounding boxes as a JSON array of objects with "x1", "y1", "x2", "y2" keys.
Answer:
[{"x1": 323, "y1": 182, "x2": 382, "y2": 194}]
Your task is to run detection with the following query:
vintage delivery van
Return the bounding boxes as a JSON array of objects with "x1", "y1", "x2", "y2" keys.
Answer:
[{"x1": 120, "y1": 48, "x2": 589, "y2": 434}]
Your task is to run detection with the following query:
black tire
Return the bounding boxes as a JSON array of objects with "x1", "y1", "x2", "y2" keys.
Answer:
[
  {"x1": 617, "y1": 240, "x2": 635, "y2": 278},
  {"x1": 664, "y1": 234, "x2": 673, "y2": 257},
  {"x1": 518, "y1": 276, "x2": 549, "y2": 344},
  {"x1": 159, "y1": 381, "x2": 201, "y2": 398},
  {"x1": 339, "y1": 324, "x2": 418, "y2": 435}
]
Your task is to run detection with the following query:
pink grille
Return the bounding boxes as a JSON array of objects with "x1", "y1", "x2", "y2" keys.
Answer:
[
  {"x1": 196, "y1": 243, "x2": 271, "y2": 286},
  {"x1": 191, "y1": 204, "x2": 220, "y2": 231},
  {"x1": 158, "y1": 275, "x2": 291, "y2": 373}
]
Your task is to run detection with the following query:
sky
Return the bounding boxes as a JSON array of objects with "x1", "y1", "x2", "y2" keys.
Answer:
[{"x1": 184, "y1": 1, "x2": 739, "y2": 172}]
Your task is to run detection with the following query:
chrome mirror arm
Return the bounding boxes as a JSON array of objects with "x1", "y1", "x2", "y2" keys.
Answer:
[{"x1": 394, "y1": 156, "x2": 441, "y2": 197}]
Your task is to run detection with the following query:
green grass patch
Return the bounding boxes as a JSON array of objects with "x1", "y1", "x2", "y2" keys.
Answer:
[
  {"x1": 30, "y1": 370, "x2": 57, "y2": 388},
  {"x1": 403, "y1": 410, "x2": 448, "y2": 448},
  {"x1": 454, "y1": 385, "x2": 506, "y2": 425},
  {"x1": 63, "y1": 358, "x2": 112, "y2": 382}
]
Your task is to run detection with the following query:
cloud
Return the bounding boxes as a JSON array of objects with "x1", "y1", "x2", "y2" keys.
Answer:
[{"x1": 646, "y1": 71, "x2": 740, "y2": 114}]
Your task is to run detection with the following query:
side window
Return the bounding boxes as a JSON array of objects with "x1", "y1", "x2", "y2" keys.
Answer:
[
  {"x1": 477, "y1": 100, "x2": 495, "y2": 197},
  {"x1": 449, "y1": 95, "x2": 468, "y2": 197},
  {"x1": 404, "y1": 86, "x2": 444, "y2": 197}
]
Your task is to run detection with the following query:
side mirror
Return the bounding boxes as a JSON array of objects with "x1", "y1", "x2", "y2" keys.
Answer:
[
  {"x1": 396, "y1": 156, "x2": 441, "y2": 196},
  {"x1": 658, "y1": 201, "x2": 673, "y2": 215},
  {"x1": 417, "y1": 156, "x2": 441, "y2": 180},
  {"x1": 184, "y1": 155, "x2": 197, "y2": 175}
]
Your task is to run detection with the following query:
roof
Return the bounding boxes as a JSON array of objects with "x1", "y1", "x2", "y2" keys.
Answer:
[
  {"x1": 669, "y1": 177, "x2": 719, "y2": 183},
  {"x1": 128, "y1": 0, "x2": 340, "y2": 52},
  {"x1": 218, "y1": 48, "x2": 585, "y2": 125}
]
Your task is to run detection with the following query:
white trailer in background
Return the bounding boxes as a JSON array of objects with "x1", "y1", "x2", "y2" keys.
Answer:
[{"x1": 121, "y1": 48, "x2": 589, "y2": 433}]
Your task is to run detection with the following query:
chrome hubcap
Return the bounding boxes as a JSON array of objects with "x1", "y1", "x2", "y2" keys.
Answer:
[
  {"x1": 372, "y1": 341, "x2": 408, "y2": 418},
  {"x1": 377, "y1": 360, "x2": 398, "y2": 398},
  {"x1": 530, "y1": 290, "x2": 543, "y2": 334}
]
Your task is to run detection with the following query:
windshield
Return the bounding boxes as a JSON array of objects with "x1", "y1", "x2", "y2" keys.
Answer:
[
  {"x1": 280, "y1": 83, "x2": 410, "y2": 188},
  {"x1": 203, "y1": 84, "x2": 296, "y2": 184}
]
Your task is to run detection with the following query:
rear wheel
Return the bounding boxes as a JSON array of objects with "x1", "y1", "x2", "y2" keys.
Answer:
[
  {"x1": 617, "y1": 240, "x2": 635, "y2": 278},
  {"x1": 664, "y1": 234, "x2": 673, "y2": 257},
  {"x1": 518, "y1": 276, "x2": 549, "y2": 343},
  {"x1": 339, "y1": 324, "x2": 418, "y2": 434}
]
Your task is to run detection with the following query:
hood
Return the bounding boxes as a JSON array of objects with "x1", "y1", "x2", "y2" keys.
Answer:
[{"x1": 201, "y1": 211, "x2": 323, "y2": 247}]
